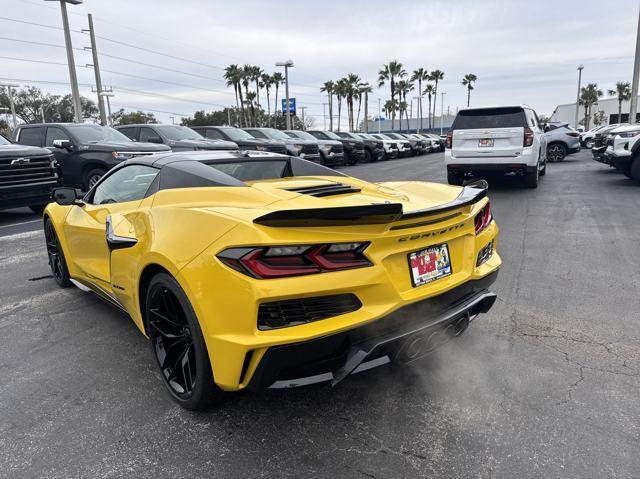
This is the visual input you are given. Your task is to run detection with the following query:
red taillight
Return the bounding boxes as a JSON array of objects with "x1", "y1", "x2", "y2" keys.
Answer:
[
  {"x1": 446, "y1": 130, "x2": 453, "y2": 149},
  {"x1": 474, "y1": 201, "x2": 492, "y2": 235},
  {"x1": 566, "y1": 132, "x2": 580, "y2": 137},
  {"x1": 523, "y1": 127, "x2": 534, "y2": 147},
  {"x1": 218, "y1": 243, "x2": 371, "y2": 279}
]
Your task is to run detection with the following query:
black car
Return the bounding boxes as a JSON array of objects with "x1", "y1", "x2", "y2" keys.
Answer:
[
  {"x1": 591, "y1": 124, "x2": 625, "y2": 162},
  {"x1": 0, "y1": 134, "x2": 59, "y2": 213},
  {"x1": 308, "y1": 130, "x2": 365, "y2": 165},
  {"x1": 115, "y1": 124, "x2": 238, "y2": 152},
  {"x1": 420, "y1": 133, "x2": 445, "y2": 152},
  {"x1": 191, "y1": 126, "x2": 287, "y2": 154},
  {"x1": 12, "y1": 123, "x2": 170, "y2": 191},
  {"x1": 243, "y1": 128, "x2": 321, "y2": 164},
  {"x1": 284, "y1": 130, "x2": 345, "y2": 167},
  {"x1": 335, "y1": 131, "x2": 383, "y2": 163}
]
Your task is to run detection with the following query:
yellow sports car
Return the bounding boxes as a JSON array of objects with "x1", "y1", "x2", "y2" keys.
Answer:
[{"x1": 44, "y1": 151, "x2": 501, "y2": 409}]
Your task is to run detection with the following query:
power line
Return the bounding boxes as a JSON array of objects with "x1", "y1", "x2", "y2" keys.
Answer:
[
  {"x1": 98, "y1": 68, "x2": 233, "y2": 95},
  {"x1": 110, "y1": 104, "x2": 191, "y2": 117}
]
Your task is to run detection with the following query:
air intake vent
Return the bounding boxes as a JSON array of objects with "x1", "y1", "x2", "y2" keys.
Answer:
[
  {"x1": 285, "y1": 182, "x2": 362, "y2": 197},
  {"x1": 258, "y1": 294, "x2": 362, "y2": 330}
]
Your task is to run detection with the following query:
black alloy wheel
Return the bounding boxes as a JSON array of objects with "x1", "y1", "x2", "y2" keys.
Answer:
[
  {"x1": 146, "y1": 273, "x2": 221, "y2": 409},
  {"x1": 44, "y1": 219, "x2": 72, "y2": 288},
  {"x1": 547, "y1": 143, "x2": 567, "y2": 162}
]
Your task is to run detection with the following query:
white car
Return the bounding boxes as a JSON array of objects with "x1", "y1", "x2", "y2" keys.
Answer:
[
  {"x1": 445, "y1": 105, "x2": 547, "y2": 188},
  {"x1": 602, "y1": 124, "x2": 640, "y2": 170},
  {"x1": 371, "y1": 134, "x2": 412, "y2": 157}
]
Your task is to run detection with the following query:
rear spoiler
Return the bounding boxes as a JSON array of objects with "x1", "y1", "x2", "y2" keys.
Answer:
[{"x1": 253, "y1": 180, "x2": 488, "y2": 227}]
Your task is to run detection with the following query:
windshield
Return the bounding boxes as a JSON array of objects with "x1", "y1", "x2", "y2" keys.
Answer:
[
  {"x1": 320, "y1": 131, "x2": 341, "y2": 140},
  {"x1": 336, "y1": 132, "x2": 354, "y2": 139},
  {"x1": 223, "y1": 128, "x2": 254, "y2": 141},
  {"x1": 258, "y1": 129, "x2": 289, "y2": 140},
  {"x1": 287, "y1": 131, "x2": 316, "y2": 141},
  {"x1": 68, "y1": 124, "x2": 132, "y2": 143},
  {"x1": 0, "y1": 135, "x2": 10, "y2": 145},
  {"x1": 155, "y1": 125, "x2": 203, "y2": 141},
  {"x1": 373, "y1": 134, "x2": 391, "y2": 140}
]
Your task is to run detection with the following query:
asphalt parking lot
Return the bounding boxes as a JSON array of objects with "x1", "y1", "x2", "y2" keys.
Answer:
[{"x1": 1, "y1": 149, "x2": 639, "y2": 478}]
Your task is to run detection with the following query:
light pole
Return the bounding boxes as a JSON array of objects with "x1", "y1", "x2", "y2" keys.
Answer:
[
  {"x1": 299, "y1": 106, "x2": 306, "y2": 130},
  {"x1": 377, "y1": 98, "x2": 381, "y2": 134},
  {"x1": 47, "y1": 0, "x2": 83, "y2": 123},
  {"x1": 440, "y1": 92, "x2": 446, "y2": 135},
  {"x1": 413, "y1": 96, "x2": 423, "y2": 133},
  {"x1": 275, "y1": 60, "x2": 294, "y2": 130},
  {"x1": 630, "y1": 5, "x2": 640, "y2": 124},
  {"x1": 322, "y1": 103, "x2": 327, "y2": 130},
  {"x1": 574, "y1": 65, "x2": 584, "y2": 130},
  {"x1": 0, "y1": 82, "x2": 18, "y2": 129},
  {"x1": 100, "y1": 89, "x2": 114, "y2": 126}
]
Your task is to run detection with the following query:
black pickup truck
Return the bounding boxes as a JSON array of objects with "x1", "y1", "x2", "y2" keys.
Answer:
[
  {"x1": 335, "y1": 131, "x2": 384, "y2": 162},
  {"x1": 0, "y1": 135, "x2": 59, "y2": 213},
  {"x1": 13, "y1": 123, "x2": 170, "y2": 191},
  {"x1": 308, "y1": 130, "x2": 365, "y2": 165}
]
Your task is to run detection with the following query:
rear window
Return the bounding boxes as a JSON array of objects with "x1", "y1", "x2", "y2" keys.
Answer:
[
  {"x1": 209, "y1": 160, "x2": 288, "y2": 181},
  {"x1": 452, "y1": 107, "x2": 526, "y2": 129}
]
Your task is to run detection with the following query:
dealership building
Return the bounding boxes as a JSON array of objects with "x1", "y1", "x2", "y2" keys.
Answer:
[
  {"x1": 550, "y1": 96, "x2": 640, "y2": 127},
  {"x1": 365, "y1": 114, "x2": 456, "y2": 134}
]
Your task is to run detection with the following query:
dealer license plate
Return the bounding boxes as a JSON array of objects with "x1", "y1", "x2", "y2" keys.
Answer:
[
  {"x1": 478, "y1": 138, "x2": 494, "y2": 147},
  {"x1": 408, "y1": 244, "x2": 452, "y2": 287}
]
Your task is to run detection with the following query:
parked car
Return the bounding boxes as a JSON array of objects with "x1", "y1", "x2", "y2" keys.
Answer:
[
  {"x1": 543, "y1": 122, "x2": 580, "y2": 162},
  {"x1": 12, "y1": 123, "x2": 170, "y2": 190},
  {"x1": 400, "y1": 133, "x2": 430, "y2": 155},
  {"x1": 622, "y1": 131, "x2": 640, "y2": 181},
  {"x1": 308, "y1": 130, "x2": 364, "y2": 165},
  {"x1": 419, "y1": 133, "x2": 445, "y2": 152},
  {"x1": 445, "y1": 105, "x2": 547, "y2": 188},
  {"x1": 334, "y1": 131, "x2": 383, "y2": 163},
  {"x1": 356, "y1": 133, "x2": 397, "y2": 160},
  {"x1": 371, "y1": 134, "x2": 412, "y2": 158},
  {"x1": 580, "y1": 125, "x2": 609, "y2": 148},
  {"x1": 190, "y1": 126, "x2": 287, "y2": 154},
  {"x1": 384, "y1": 133, "x2": 421, "y2": 156},
  {"x1": 243, "y1": 127, "x2": 321, "y2": 163},
  {"x1": 597, "y1": 124, "x2": 640, "y2": 172},
  {"x1": 0, "y1": 134, "x2": 59, "y2": 212},
  {"x1": 115, "y1": 124, "x2": 237, "y2": 152},
  {"x1": 284, "y1": 130, "x2": 345, "y2": 167},
  {"x1": 591, "y1": 124, "x2": 629, "y2": 162}
]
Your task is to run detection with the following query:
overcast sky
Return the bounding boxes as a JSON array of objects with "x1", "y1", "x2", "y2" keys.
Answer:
[{"x1": 2, "y1": 0, "x2": 639, "y2": 126}]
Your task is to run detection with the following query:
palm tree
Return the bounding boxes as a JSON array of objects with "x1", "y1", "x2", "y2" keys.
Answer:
[
  {"x1": 250, "y1": 66, "x2": 263, "y2": 110},
  {"x1": 395, "y1": 79, "x2": 413, "y2": 131},
  {"x1": 241, "y1": 65, "x2": 253, "y2": 125},
  {"x1": 383, "y1": 99, "x2": 398, "y2": 121},
  {"x1": 344, "y1": 73, "x2": 360, "y2": 131},
  {"x1": 423, "y1": 84, "x2": 435, "y2": 129},
  {"x1": 429, "y1": 69, "x2": 444, "y2": 122},
  {"x1": 224, "y1": 64, "x2": 244, "y2": 126},
  {"x1": 608, "y1": 81, "x2": 632, "y2": 123},
  {"x1": 411, "y1": 68, "x2": 429, "y2": 132},
  {"x1": 378, "y1": 60, "x2": 406, "y2": 130},
  {"x1": 579, "y1": 83, "x2": 603, "y2": 129},
  {"x1": 461, "y1": 73, "x2": 477, "y2": 107},
  {"x1": 356, "y1": 83, "x2": 372, "y2": 132},
  {"x1": 261, "y1": 73, "x2": 273, "y2": 125},
  {"x1": 245, "y1": 91, "x2": 257, "y2": 126},
  {"x1": 335, "y1": 78, "x2": 349, "y2": 131},
  {"x1": 272, "y1": 72, "x2": 285, "y2": 117},
  {"x1": 320, "y1": 80, "x2": 335, "y2": 131}
]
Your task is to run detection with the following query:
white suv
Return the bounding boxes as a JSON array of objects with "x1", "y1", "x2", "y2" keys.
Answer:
[{"x1": 445, "y1": 105, "x2": 547, "y2": 188}]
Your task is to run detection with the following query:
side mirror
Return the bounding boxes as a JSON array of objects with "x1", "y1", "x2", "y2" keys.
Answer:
[
  {"x1": 146, "y1": 137, "x2": 163, "y2": 144},
  {"x1": 52, "y1": 139, "x2": 73, "y2": 150},
  {"x1": 543, "y1": 124, "x2": 550, "y2": 133},
  {"x1": 52, "y1": 187, "x2": 83, "y2": 206}
]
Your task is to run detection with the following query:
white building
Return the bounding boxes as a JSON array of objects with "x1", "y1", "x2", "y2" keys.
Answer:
[
  {"x1": 365, "y1": 114, "x2": 456, "y2": 134},
  {"x1": 550, "y1": 96, "x2": 640, "y2": 128}
]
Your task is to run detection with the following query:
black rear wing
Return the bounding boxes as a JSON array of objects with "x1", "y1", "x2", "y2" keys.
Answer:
[{"x1": 253, "y1": 181, "x2": 488, "y2": 227}]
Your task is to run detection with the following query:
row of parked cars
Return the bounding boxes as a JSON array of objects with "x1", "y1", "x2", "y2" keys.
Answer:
[
  {"x1": 589, "y1": 123, "x2": 640, "y2": 181},
  {"x1": 0, "y1": 122, "x2": 444, "y2": 212}
]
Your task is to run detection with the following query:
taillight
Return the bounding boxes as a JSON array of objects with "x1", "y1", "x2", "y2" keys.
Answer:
[
  {"x1": 218, "y1": 242, "x2": 371, "y2": 279},
  {"x1": 474, "y1": 201, "x2": 492, "y2": 235},
  {"x1": 566, "y1": 132, "x2": 580, "y2": 138},
  {"x1": 523, "y1": 127, "x2": 534, "y2": 147},
  {"x1": 446, "y1": 130, "x2": 453, "y2": 149}
]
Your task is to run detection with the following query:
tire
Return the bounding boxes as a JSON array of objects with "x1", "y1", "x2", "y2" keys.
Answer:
[
  {"x1": 547, "y1": 143, "x2": 567, "y2": 162},
  {"x1": 631, "y1": 158, "x2": 640, "y2": 182},
  {"x1": 524, "y1": 165, "x2": 539, "y2": 189},
  {"x1": 44, "y1": 219, "x2": 72, "y2": 288},
  {"x1": 364, "y1": 149, "x2": 373, "y2": 163},
  {"x1": 145, "y1": 273, "x2": 223, "y2": 410},
  {"x1": 447, "y1": 171, "x2": 463, "y2": 186},
  {"x1": 540, "y1": 161, "x2": 546, "y2": 176},
  {"x1": 83, "y1": 168, "x2": 106, "y2": 192},
  {"x1": 29, "y1": 204, "x2": 46, "y2": 214},
  {"x1": 585, "y1": 139, "x2": 594, "y2": 149}
]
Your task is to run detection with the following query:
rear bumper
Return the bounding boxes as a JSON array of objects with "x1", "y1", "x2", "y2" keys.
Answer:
[
  {"x1": 246, "y1": 269, "x2": 499, "y2": 390},
  {"x1": 447, "y1": 163, "x2": 536, "y2": 175}
]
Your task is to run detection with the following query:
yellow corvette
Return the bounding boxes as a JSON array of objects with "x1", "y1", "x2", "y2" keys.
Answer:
[{"x1": 44, "y1": 151, "x2": 501, "y2": 409}]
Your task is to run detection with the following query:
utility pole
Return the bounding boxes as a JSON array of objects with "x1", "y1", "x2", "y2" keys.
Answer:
[
  {"x1": 413, "y1": 95, "x2": 423, "y2": 133},
  {"x1": 83, "y1": 14, "x2": 107, "y2": 125},
  {"x1": 440, "y1": 92, "x2": 446, "y2": 135},
  {"x1": 0, "y1": 83, "x2": 18, "y2": 129},
  {"x1": 47, "y1": 0, "x2": 84, "y2": 122},
  {"x1": 276, "y1": 60, "x2": 294, "y2": 130},
  {"x1": 377, "y1": 98, "x2": 381, "y2": 134},
  {"x1": 322, "y1": 103, "x2": 327, "y2": 130},
  {"x1": 99, "y1": 87, "x2": 114, "y2": 126},
  {"x1": 630, "y1": 5, "x2": 640, "y2": 124},
  {"x1": 227, "y1": 109, "x2": 231, "y2": 126},
  {"x1": 299, "y1": 106, "x2": 307, "y2": 130},
  {"x1": 574, "y1": 65, "x2": 584, "y2": 129},
  {"x1": 40, "y1": 106, "x2": 45, "y2": 122},
  {"x1": 363, "y1": 91, "x2": 369, "y2": 133}
]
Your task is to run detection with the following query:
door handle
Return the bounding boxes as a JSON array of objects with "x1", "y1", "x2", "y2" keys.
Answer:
[{"x1": 105, "y1": 215, "x2": 137, "y2": 250}]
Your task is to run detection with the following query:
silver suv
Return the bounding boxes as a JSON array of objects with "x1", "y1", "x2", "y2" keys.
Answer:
[{"x1": 543, "y1": 122, "x2": 580, "y2": 162}]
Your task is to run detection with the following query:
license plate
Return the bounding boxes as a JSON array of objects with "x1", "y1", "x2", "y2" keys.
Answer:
[
  {"x1": 478, "y1": 138, "x2": 494, "y2": 147},
  {"x1": 408, "y1": 244, "x2": 452, "y2": 287}
]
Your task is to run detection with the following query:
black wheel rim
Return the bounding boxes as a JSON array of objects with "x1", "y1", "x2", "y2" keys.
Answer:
[
  {"x1": 45, "y1": 222, "x2": 64, "y2": 281},
  {"x1": 88, "y1": 174, "x2": 102, "y2": 189},
  {"x1": 148, "y1": 285, "x2": 196, "y2": 397},
  {"x1": 548, "y1": 145, "x2": 565, "y2": 162}
]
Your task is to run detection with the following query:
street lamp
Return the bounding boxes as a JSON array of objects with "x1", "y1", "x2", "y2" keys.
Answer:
[
  {"x1": 275, "y1": 60, "x2": 294, "y2": 130},
  {"x1": 574, "y1": 65, "x2": 584, "y2": 130},
  {"x1": 440, "y1": 92, "x2": 446, "y2": 135},
  {"x1": 46, "y1": 0, "x2": 83, "y2": 123},
  {"x1": 377, "y1": 98, "x2": 381, "y2": 134},
  {"x1": 99, "y1": 90, "x2": 114, "y2": 126}
]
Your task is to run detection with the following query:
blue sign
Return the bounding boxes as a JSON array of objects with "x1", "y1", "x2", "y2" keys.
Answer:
[{"x1": 281, "y1": 97, "x2": 296, "y2": 115}]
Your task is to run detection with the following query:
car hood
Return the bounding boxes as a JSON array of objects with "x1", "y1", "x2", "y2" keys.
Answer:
[
  {"x1": 610, "y1": 125, "x2": 640, "y2": 135},
  {"x1": 169, "y1": 139, "x2": 238, "y2": 150},
  {"x1": 281, "y1": 138, "x2": 317, "y2": 146},
  {"x1": 312, "y1": 139, "x2": 341, "y2": 146},
  {"x1": 0, "y1": 144, "x2": 52, "y2": 158},
  {"x1": 236, "y1": 138, "x2": 284, "y2": 147},
  {"x1": 80, "y1": 141, "x2": 171, "y2": 152}
]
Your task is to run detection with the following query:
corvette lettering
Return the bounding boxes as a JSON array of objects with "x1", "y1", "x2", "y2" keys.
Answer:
[{"x1": 398, "y1": 222, "x2": 465, "y2": 242}]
